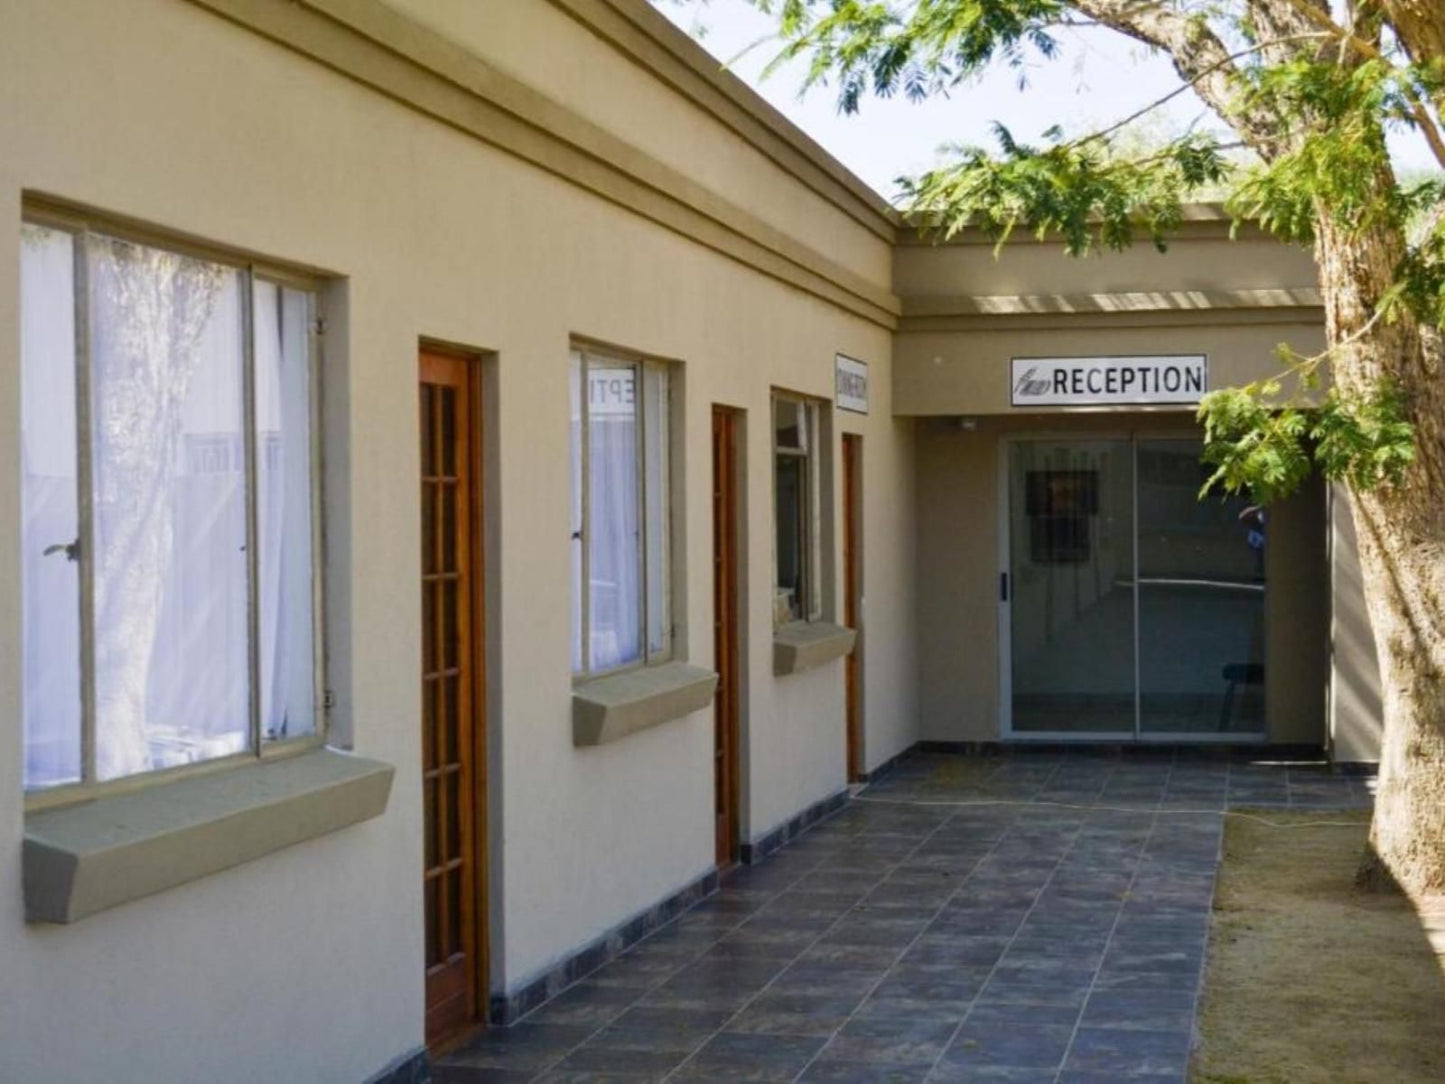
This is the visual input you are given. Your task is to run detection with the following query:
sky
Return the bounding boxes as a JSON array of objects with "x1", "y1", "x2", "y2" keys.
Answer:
[{"x1": 656, "y1": 0, "x2": 1439, "y2": 204}]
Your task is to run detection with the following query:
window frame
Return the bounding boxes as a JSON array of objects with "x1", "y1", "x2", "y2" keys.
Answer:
[
  {"x1": 772, "y1": 391, "x2": 825, "y2": 627},
  {"x1": 21, "y1": 202, "x2": 329, "y2": 811},
  {"x1": 570, "y1": 345, "x2": 674, "y2": 682}
]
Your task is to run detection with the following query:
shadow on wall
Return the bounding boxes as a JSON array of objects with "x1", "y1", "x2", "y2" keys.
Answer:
[{"x1": 1333, "y1": 491, "x2": 1383, "y2": 763}]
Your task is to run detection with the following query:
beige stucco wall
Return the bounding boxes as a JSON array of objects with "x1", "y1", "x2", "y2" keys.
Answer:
[
  {"x1": 1266, "y1": 474, "x2": 1330, "y2": 745},
  {"x1": 386, "y1": 0, "x2": 896, "y2": 291},
  {"x1": 914, "y1": 414, "x2": 1328, "y2": 746},
  {"x1": 0, "y1": 1, "x2": 917, "y2": 1080},
  {"x1": 1330, "y1": 486, "x2": 1384, "y2": 762}
]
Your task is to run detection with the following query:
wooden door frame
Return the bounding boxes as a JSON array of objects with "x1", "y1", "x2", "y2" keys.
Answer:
[
  {"x1": 712, "y1": 405, "x2": 743, "y2": 867},
  {"x1": 842, "y1": 433, "x2": 864, "y2": 781},
  {"x1": 419, "y1": 345, "x2": 489, "y2": 1052}
]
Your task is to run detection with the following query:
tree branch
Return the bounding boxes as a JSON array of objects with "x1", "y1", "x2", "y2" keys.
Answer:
[
  {"x1": 1067, "y1": 0, "x2": 1295, "y2": 156},
  {"x1": 1273, "y1": 0, "x2": 1445, "y2": 170},
  {"x1": 1071, "y1": 33, "x2": 1330, "y2": 150}
]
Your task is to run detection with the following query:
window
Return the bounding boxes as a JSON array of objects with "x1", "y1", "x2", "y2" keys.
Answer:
[
  {"x1": 569, "y1": 348, "x2": 671, "y2": 677},
  {"x1": 21, "y1": 217, "x2": 322, "y2": 794},
  {"x1": 773, "y1": 393, "x2": 823, "y2": 625}
]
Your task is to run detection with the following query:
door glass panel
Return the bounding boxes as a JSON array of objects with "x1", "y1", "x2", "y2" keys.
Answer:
[
  {"x1": 1009, "y1": 440, "x2": 1135, "y2": 734},
  {"x1": 1137, "y1": 439, "x2": 1266, "y2": 735}
]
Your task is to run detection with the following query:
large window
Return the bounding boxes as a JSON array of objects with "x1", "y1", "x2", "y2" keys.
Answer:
[
  {"x1": 773, "y1": 393, "x2": 823, "y2": 625},
  {"x1": 21, "y1": 217, "x2": 322, "y2": 794},
  {"x1": 569, "y1": 348, "x2": 671, "y2": 677}
]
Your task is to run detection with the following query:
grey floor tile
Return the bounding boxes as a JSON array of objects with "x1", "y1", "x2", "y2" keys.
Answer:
[
  {"x1": 1061, "y1": 1025, "x2": 1192, "y2": 1075},
  {"x1": 798, "y1": 1056, "x2": 932, "y2": 1081},
  {"x1": 927, "y1": 1066, "x2": 1060, "y2": 1082},
  {"x1": 443, "y1": 1024, "x2": 593, "y2": 1071},
  {"x1": 1080, "y1": 990, "x2": 1196, "y2": 1032},
  {"x1": 521, "y1": 981, "x2": 647, "y2": 1028},
  {"x1": 675, "y1": 1031, "x2": 828, "y2": 1081},
  {"x1": 431, "y1": 1067, "x2": 538, "y2": 1084},
  {"x1": 590, "y1": 1006, "x2": 731, "y2": 1052},
  {"x1": 851, "y1": 992, "x2": 971, "y2": 1025},
  {"x1": 939, "y1": 1022, "x2": 1074, "y2": 1070},
  {"x1": 727, "y1": 992, "x2": 862, "y2": 1036},
  {"x1": 825, "y1": 1015, "x2": 961, "y2": 1065},
  {"x1": 541, "y1": 1042, "x2": 687, "y2": 1081},
  {"x1": 962, "y1": 1000, "x2": 1082, "y2": 1028}
]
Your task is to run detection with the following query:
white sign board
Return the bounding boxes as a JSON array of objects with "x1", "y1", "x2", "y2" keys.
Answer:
[
  {"x1": 1010, "y1": 355, "x2": 1208, "y2": 407},
  {"x1": 835, "y1": 354, "x2": 868, "y2": 414}
]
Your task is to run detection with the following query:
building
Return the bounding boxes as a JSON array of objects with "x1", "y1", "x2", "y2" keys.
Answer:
[{"x1": 0, "y1": 1, "x2": 1383, "y2": 1080}]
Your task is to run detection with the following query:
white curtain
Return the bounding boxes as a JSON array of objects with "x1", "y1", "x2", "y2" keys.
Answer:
[
  {"x1": 254, "y1": 281, "x2": 315, "y2": 740},
  {"x1": 21, "y1": 226, "x2": 82, "y2": 788},
  {"x1": 579, "y1": 362, "x2": 642, "y2": 671},
  {"x1": 89, "y1": 236, "x2": 245, "y2": 781},
  {"x1": 22, "y1": 232, "x2": 315, "y2": 789}
]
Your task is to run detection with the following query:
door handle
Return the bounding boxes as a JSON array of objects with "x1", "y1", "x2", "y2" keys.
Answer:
[{"x1": 1000, "y1": 572, "x2": 1009, "y2": 602}]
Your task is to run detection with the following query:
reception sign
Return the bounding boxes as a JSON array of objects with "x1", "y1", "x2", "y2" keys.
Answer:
[{"x1": 1010, "y1": 355, "x2": 1207, "y2": 407}]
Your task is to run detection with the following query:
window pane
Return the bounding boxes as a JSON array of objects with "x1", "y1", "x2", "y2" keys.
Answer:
[
  {"x1": 569, "y1": 351, "x2": 584, "y2": 673},
  {"x1": 643, "y1": 365, "x2": 669, "y2": 658},
  {"x1": 775, "y1": 454, "x2": 806, "y2": 623},
  {"x1": 89, "y1": 236, "x2": 250, "y2": 780},
  {"x1": 587, "y1": 363, "x2": 641, "y2": 670},
  {"x1": 807, "y1": 403, "x2": 823, "y2": 620},
  {"x1": 21, "y1": 225, "x2": 81, "y2": 789},
  {"x1": 774, "y1": 396, "x2": 804, "y2": 451},
  {"x1": 255, "y1": 282, "x2": 316, "y2": 740}
]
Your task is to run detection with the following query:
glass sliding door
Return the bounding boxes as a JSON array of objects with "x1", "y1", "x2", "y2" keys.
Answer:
[
  {"x1": 1004, "y1": 435, "x2": 1267, "y2": 740},
  {"x1": 1136, "y1": 439, "x2": 1266, "y2": 736},
  {"x1": 1007, "y1": 439, "x2": 1136, "y2": 735}
]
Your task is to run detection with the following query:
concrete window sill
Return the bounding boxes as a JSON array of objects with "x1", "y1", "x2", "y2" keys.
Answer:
[
  {"x1": 24, "y1": 749, "x2": 394, "y2": 924},
  {"x1": 573, "y1": 661, "x2": 718, "y2": 746},
  {"x1": 773, "y1": 621, "x2": 856, "y2": 676}
]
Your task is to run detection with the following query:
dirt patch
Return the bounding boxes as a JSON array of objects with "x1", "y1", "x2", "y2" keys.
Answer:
[{"x1": 1192, "y1": 810, "x2": 1445, "y2": 1083}]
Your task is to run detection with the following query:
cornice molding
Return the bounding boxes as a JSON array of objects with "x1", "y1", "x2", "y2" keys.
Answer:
[
  {"x1": 896, "y1": 209, "x2": 1284, "y2": 247},
  {"x1": 902, "y1": 287, "x2": 1324, "y2": 319},
  {"x1": 186, "y1": 0, "x2": 901, "y2": 328},
  {"x1": 899, "y1": 303, "x2": 1325, "y2": 335},
  {"x1": 546, "y1": 0, "x2": 899, "y2": 240}
]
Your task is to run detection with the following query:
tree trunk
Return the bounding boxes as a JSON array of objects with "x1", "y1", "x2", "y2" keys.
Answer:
[
  {"x1": 1383, "y1": 0, "x2": 1445, "y2": 117},
  {"x1": 1316, "y1": 211, "x2": 1445, "y2": 896}
]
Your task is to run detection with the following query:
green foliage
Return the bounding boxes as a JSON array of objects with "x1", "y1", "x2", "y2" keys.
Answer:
[
  {"x1": 1227, "y1": 59, "x2": 1426, "y2": 243},
  {"x1": 1198, "y1": 381, "x2": 1415, "y2": 502},
  {"x1": 757, "y1": 0, "x2": 1063, "y2": 112},
  {"x1": 903, "y1": 126, "x2": 1231, "y2": 255}
]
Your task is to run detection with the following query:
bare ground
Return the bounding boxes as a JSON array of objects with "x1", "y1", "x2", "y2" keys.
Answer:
[{"x1": 1191, "y1": 809, "x2": 1445, "y2": 1083}]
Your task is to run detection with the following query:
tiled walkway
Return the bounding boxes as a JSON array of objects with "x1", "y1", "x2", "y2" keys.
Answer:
[{"x1": 437, "y1": 751, "x2": 1369, "y2": 1083}]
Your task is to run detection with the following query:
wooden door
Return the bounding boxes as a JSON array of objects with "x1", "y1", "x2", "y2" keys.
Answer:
[
  {"x1": 843, "y1": 434, "x2": 863, "y2": 781},
  {"x1": 419, "y1": 349, "x2": 487, "y2": 1048},
  {"x1": 712, "y1": 407, "x2": 742, "y2": 866}
]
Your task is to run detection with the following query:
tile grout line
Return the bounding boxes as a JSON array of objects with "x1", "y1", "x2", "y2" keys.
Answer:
[
  {"x1": 917, "y1": 801, "x2": 1093, "y2": 1083},
  {"x1": 786, "y1": 800, "x2": 1039, "y2": 1082},
  {"x1": 658, "y1": 802, "x2": 975, "y2": 1083},
  {"x1": 1049, "y1": 766, "x2": 1171, "y2": 1084}
]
